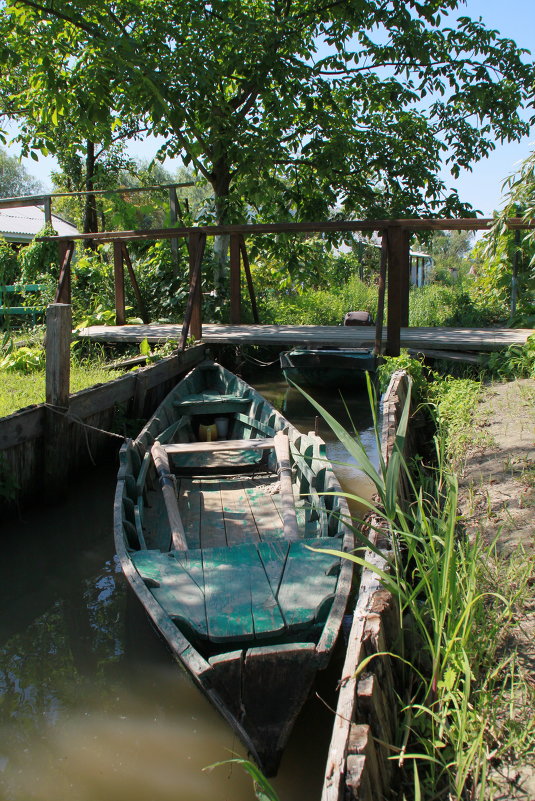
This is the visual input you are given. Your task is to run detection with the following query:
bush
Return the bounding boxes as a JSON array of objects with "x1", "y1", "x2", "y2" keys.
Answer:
[
  {"x1": 485, "y1": 333, "x2": 535, "y2": 379},
  {"x1": 18, "y1": 224, "x2": 59, "y2": 283},
  {"x1": 0, "y1": 237, "x2": 19, "y2": 285},
  {"x1": 408, "y1": 283, "x2": 491, "y2": 327},
  {"x1": 258, "y1": 275, "x2": 378, "y2": 325}
]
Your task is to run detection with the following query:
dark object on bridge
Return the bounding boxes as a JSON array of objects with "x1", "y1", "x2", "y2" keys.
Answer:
[
  {"x1": 280, "y1": 347, "x2": 376, "y2": 389},
  {"x1": 343, "y1": 310, "x2": 375, "y2": 326},
  {"x1": 114, "y1": 360, "x2": 353, "y2": 776}
]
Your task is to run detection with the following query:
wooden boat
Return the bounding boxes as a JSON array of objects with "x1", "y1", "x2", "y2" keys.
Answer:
[
  {"x1": 114, "y1": 359, "x2": 354, "y2": 776},
  {"x1": 280, "y1": 347, "x2": 376, "y2": 389}
]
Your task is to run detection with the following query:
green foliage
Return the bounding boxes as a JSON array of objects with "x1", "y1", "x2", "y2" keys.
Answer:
[
  {"x1": 0, "y1": 237, "x2": 19, "y2": 285},
  {"x1": 309, "y1": 381, "x2": 528, "y2": 799},
  {"x1": 0, "y1": 363, "x2": 123, "y2": 417},
  {"x1": 0, "y1": 145, "x2": 41, "y2": 196},
  {"x1": 485, "y1": 333, "x2": 535, "y2": 380},
  {"x1": 18, "y1": 224, "x2": 60, "y2": 283},
  {"x1": 408, "y1": 283, "x2": 490, "y2": 327},
  {"x1": 204, "y1": 758, "x2": 280, "y2": 801},
  {"x1": 468, "y1": 235, "x2": 535, "y2": 323},
  {"x1": 259, "y1": 275, "x2": 378, "y2": 326},
  {"x1": 422, "y1": 230, "x2": 474, "y2": 284},
  {"x1": 428, "y1": 377, "x2": 483, "y2": 466},
  {"x1": 377, "y1": 353, "x2": 428, "y2": 400},
  {"x1": 2, "y1": 0, "x2": 534, "y2": 225},
  {"x1": 71, "y1": 245, "x2": 115, "y2": 316},
  {"x1": 133, "y1": 240, "x2": 189, "y2": 321},
  {"x1": 0, "y1": 344, "x2": 44, "y2": 372}
]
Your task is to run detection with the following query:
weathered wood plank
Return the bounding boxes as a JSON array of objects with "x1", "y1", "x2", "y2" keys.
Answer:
[
  {"x1": 199, "y1": 479, "x2": 226, "y2": 548},
  {"x1": 220, "y1": 479, "x2": 261, "y2": 546},
  {"x1": 132, "y1": 550, "x2": 208, "y2": 639},
  {"x1": 151, "y1": 442, "x2": 188, "y2": 550},
  {"x1": 257, "y1": 540, "x2": 290, "y2": 597},
  {"x1": 78, "y1": 323, "x2": 534, "y2": 352},
  {"x1": 177, "y1": 478, "x2": 201, "y2": 549},
  {"x1": 163, "y1": 437, "x2": 274, "y2": 454},
  {"x1": 274, "y1": 430, "x2": 300, "y2": 541},
  {"x1": 276, "y1": 538, "x2": 341, "y2": 630},
  {"x1": 202, "y1": 545, "x2": 256, "y2": 642},
  {"x1": 244, "y1": 478, "x2": 284, "y2": 541}
]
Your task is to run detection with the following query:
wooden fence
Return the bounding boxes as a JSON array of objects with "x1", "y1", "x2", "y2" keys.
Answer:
[
  {"x1": 322, "y1": 371, "x2": 415, "y2": 801},
  {"x1": 0, "y1": 342, "x2": 206, "y2": 514}
]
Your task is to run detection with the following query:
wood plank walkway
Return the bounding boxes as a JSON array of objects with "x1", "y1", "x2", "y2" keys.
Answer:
[{"x1": 78, "y1": 323, "x2": 533, "y2": 353}]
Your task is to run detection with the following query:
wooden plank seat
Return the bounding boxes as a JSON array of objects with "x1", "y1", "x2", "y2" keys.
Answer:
[
  {"x1": 173, "y1": 392, "x2": 252, "y2": 415},
  {"x1": 131, "y1": 537, "x2": 343, "y2": 645},
  {"x1": 162, "y1": 437, "x2": 275, "y2": 454},
  {"x1": 165, "y1": 437, "x2": 274, "y2": 472}
]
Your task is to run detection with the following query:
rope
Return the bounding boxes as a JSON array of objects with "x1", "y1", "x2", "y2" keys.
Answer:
[
  {"x1": 240, "y1": 350, "x2": 281, "y2": 368},
  {"x1": 44, "y1": 404, "x2": 126, "y2": 469}
]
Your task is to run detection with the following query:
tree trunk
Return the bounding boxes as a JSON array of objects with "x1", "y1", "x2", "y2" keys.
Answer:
[
  {"x1": 209, "y1": 158, "x2": 232, "y2": 295},
  {"x1": 83, "y1": 140, "x2": 98, "y2": 248}
]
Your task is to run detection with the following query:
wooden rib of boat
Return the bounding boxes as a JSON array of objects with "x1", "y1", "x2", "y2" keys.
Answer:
[{"x1": 114, "y1": 359, "x2": 354, "y2": 776}]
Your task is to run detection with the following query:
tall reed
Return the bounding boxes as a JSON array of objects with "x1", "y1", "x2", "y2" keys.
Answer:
[{"x1": 302, "y1": 376, "x2": 527, "y2": 800}]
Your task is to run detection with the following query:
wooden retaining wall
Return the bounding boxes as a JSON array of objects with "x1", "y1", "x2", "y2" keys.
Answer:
[
  {"x1": 322, "y1": 370, "x2": 414, "y2": 801},
  {"x1": 0, "y1": 343, "x2": 206, "y2": 514}
]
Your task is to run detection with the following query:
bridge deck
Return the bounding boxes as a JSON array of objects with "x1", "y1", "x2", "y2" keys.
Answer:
[{"x1": 77, "y1": 323, "x2": 532, "y2": 353}]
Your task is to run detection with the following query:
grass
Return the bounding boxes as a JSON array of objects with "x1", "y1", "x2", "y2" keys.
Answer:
[
  {"x1": 304, "y1": 373, "x2": 534, "y2": 800},
  {"x1": 0, "y1": 365, "x2": 123, "y2": 417}
]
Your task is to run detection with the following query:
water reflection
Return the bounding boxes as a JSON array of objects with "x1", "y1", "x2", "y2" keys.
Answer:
[{"x1": 0, "y1": 368, "x2": 378, "y2": 801}]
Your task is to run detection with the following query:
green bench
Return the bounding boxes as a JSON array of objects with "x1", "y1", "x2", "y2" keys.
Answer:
[{"x1": 0, "y1": 284, "x2": 46, "y2": 325}]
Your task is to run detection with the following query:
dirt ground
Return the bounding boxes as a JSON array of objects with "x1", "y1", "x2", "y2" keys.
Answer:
[{"x1": 457, "y1": 378, "x2": 535, "y2": 800}]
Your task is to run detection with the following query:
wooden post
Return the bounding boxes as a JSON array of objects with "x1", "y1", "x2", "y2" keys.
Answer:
[
  {"x1": 230, "y1": 233, "x2": 241, "y2": 324},
  {"x1": 114, "y1": 240, "x2": 126, "y2": 325},
  {"x1": 186, "y1": 231, "x2": 204, "y2": 343},
  {"x1": 43, "y1": 196, "x2": 52, "y2": 225},
  {"x1": 374, "y1": 234, "x2": 387, "y2": 356},
  {"x1": 46, "y1": 304, "x2": 71, "y2": 408},
  {"x1": 44, "y1": 303, "x2": 72, "y2": 498},
  {"x1": 400, "y1": 229, "x2": 410, "y2": 327},
  {"x1": 240, "y1": 235, "x2": 260, "y2": 323},
  {"x1": 55, "y1": 241, "x2": 74, "y2": 303},
  {"x1": 180, "y1": 232, "x2": 205, "y2": 349},
  {"x1": 169, "y1": 186, "x2": 180, "y2": 274},
  {"x1": 385, "y1": 227, "x2": 402, "y2": 357},
  {"x1": 122, "y1": 243, "x2": 149, "y2": 323}
]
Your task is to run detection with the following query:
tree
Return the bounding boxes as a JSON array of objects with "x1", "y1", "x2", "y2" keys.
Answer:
[
  {"x1": 473, "y1": 147, "x2": 535, "y2": 323},
  {"x1": 0, "y1": 145, "x2": 41, "y2": 197},
  {"x1": 1, "y1": 0, "x2": 533, "y2": 291}
]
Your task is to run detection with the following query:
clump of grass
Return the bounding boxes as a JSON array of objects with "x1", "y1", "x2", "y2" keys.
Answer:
[
  {"x1": 0, "y1": 364, "x2": 123, "y2": 417},
  {"x1": 303, "y1": 377, "x2": 534, "y2": 800}
]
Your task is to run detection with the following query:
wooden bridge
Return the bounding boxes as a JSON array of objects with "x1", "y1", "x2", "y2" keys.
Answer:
[
  {"x1": 45, "y1": 217, "x2": 534, "y2": 357},
  {"x1": 78, "y1": 322, "x2": 532, "y2": 358}
]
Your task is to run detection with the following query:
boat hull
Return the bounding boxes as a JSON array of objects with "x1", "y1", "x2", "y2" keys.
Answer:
[
  {"x1": 280, "y1": 348, "x2": 376, "y2": 389},
  {"x1": 114, "y1": 360, "x2": 353, "y2": 775}
]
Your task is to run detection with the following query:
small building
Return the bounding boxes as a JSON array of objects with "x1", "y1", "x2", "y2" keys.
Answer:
[{"x1": 0, "y1": 204, "x2": 78, "y2": 247}]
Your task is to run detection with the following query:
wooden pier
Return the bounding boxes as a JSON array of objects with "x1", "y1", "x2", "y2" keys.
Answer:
[
  {"x1": 44, "y1": 216, "x2": 535, "y2": 358},
  {"x1": 78, "y1": 322, "x2": 533, "y2": 354}
]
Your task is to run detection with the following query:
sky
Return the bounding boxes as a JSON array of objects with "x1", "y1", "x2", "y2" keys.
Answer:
[{"x1": 3, "y1": 0, "x2": 534, "y2": 217}]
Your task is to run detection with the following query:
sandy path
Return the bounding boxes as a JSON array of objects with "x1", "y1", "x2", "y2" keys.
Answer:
[{"x1": 457, "y1": 378, "x2": 534, "y2": 800}]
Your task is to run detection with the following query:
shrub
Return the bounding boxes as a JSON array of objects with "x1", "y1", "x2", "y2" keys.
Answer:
[
  {"x1": 0, "y1": 237, "x2": 19, "y2": 285},
  {"x1": 18, "y1": 224, "x2": 59, "y2": 283}
]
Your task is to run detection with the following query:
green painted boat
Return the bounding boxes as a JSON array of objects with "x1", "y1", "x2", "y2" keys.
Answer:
[
  {"x1": 280, "y1": 347, "x2": 376, "y2": 389},
  {"x1": 114, "y1": 360, "x2": 354, "y2": 776}
]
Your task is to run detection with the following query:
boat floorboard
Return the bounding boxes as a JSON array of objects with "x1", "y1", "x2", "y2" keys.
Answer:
[{"x1": 177, "y1": 474, "x2": 285, "y2": 547}]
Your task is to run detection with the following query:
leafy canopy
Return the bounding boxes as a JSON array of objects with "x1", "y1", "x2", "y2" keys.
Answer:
[{"x1": 1, "y1": 0, "x2": 534, "y2": 221}]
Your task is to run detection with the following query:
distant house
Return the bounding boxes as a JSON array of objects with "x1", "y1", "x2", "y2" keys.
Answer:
[{"x1": 0, "y1": 204, "x2": 78, "y2": 246}]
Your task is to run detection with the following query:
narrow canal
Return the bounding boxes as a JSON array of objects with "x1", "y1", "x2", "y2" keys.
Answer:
[{"x1": 0, "y1": 368, "x2": 377, "y2": 801}]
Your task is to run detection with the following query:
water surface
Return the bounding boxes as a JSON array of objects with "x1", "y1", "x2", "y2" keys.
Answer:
[{"x1": 0, "y1": 367, "x2": 377, "y2": 801}]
